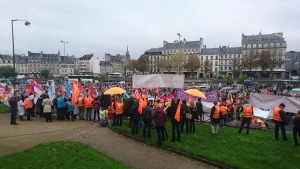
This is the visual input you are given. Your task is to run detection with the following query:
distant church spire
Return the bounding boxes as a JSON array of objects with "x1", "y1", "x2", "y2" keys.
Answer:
[{"x1": 126, "y1": 45, "x2": 130, "y2": 59}]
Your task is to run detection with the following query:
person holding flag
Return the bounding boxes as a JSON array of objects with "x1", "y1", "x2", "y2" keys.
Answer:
[{"x1": 166, "y1": 98, "x2": 180, "y2": 142}]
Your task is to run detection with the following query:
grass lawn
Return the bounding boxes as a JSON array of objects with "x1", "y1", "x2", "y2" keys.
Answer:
[
  {"x1": 0, "y1": 141, "x2": 131, "y2": 169},
  {"x1": 113, "y1": 120, "x2": 300, "y2": 169},
  {"x1": 0, "y1": 104, "x2": 10, "y2": 114}
]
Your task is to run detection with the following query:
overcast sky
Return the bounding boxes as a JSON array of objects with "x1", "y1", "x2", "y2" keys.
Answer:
[{"x1": 1, "y1": 0, "x2": 300, "y2": 59}]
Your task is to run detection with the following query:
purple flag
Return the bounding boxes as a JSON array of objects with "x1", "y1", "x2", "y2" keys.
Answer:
[
  {"x1": 176, "y1": 88, "x2": 198, "y2": 102},
  {"x1": 202, "y1": 90, "x2": 219, "y2": 102}
]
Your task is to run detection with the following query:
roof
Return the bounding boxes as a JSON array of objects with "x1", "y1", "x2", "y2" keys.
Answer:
[
  {"x1": 144, "y1": 47, "x2": 163, "y2": 55},
  {"x1": 79, "y1": 54, "x2": 93, "y2": 60},
  {"x1": 201, "y1": 47, "x2": 242, "y2": 55},
  {"x1": 163, "y1": 41, "x2": 201, "y2": 50},
  {"x1": 0, "y1": 54, "x2": 13, "y2": 61},
  {"x1": 242, "y1": 33, "x2": 286, "y2": 44}
]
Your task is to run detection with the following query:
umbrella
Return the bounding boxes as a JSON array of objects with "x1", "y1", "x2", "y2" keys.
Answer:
[
  {"x1": 184, "y1": 89, "x2": 207, "y2": 99},
  {"x1": 104, "y1": 87, "x2": 126, "y2": 95}
]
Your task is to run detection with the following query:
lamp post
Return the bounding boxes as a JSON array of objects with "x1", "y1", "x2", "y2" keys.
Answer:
[
  {"x1": 60, "y1": 41, "x2": 68, "y2": 56},
  {"x1": 11, "y1": 19, "x2": 31, "y2": 86}
]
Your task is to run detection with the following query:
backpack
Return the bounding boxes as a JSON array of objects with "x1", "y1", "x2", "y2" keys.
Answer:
[{"x1": 56, "y1": 97, "x2": 66, "y2": 109}]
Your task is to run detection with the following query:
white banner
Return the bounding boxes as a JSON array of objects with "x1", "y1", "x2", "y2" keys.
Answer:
[
  {"x1": 132, "y1": 74, "x2": 185, "y2": 88},
  {"x1": 250, "y1": 93, "x2": 300, "y2": 114}
]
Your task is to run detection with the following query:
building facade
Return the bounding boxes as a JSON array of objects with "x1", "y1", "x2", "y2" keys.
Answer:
[
  {"x1": 101, "y1": 47, "x2": 131, "y2": 76},
  {"x1": 241, "y1": 32, "x2": 287, "y2": 78},
  {"x1": 77, "y1": 54, "x2": 100, "y2": 75},
  {"x1": 285, "y1": 51, "x2": 300, "y2": 77}
]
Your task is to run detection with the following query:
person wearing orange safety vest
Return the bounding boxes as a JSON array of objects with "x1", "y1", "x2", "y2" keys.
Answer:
[
  {"x1": 220, "y1": 103, "x2": 229, "y2": 128},
  {"x1": 272, "y1": 103, "x2": 287, "y2": 141},
  {"x1": 84, "y1": 94, "x2": 93, "y2": 121},
  {"x1": 24, "y1": 95, "x2": 34, "y2": 121},
  {"x1": 210, "y1": 101, "x2": 221, "y2": 135},
  {"x1": 77, "y1": 94, "x2": 85, "y2": 120},
  {"x1": 238, "y1": 102, "x2": 253, "y2": 134},
  {"x1": 115, "y1": 97, "x2": 124, "y2": 126},
  {"x1": 111, "y1": 98, "x2": 116, "y2": 126}
]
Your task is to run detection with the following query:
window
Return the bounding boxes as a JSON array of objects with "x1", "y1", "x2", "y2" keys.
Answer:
[
  {"x1": 206, "y1": 56, "x2": 208, "y2": 59},
  {"x1": 215, "y1": 67, "x2": 218, "y2": 71},
  {"x1": 201, "y1": 56, "x2": 203, "y2": 60},
  {"x1": 215, "y1": 61, "x2": 218, "y2": 66},
  {"x1": 216, "y1": 56, "x2": 218, "y2": 60},
  {"x1": 211, "y1": 56, "x2": 213, "y2": 60}
]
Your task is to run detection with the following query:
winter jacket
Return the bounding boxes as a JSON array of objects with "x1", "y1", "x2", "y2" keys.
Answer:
[
  {"x1": 42, "y1": 98, "x2": 53, "y2": 113},
  {"x1": 154, "y1": 108, "x2": 166, "y2": 127},
  {"x1": 93, "y1": 100, "x2": 101, "y2": 110}
]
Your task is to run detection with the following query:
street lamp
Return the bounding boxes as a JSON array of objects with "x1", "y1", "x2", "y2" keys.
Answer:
[
  {"x1": 60, "y1": 41, "x2": 68, "y2": 56},
  {"x1": 12, "y1": 19, "x2": 31, "y2": 86}
]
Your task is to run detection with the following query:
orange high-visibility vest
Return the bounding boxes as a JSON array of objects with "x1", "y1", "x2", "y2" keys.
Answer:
[
  {"x1": 84, "y1": 96, "x2": 93, "y2": 108},
  {"x1": 78, "y1": 97, "x2": 84, "y2": 107},
  {"x1": 220, "y1": 106, "x2": 228, "y2": 115},
  {"x1": 242, "y1": 104, "x2": 253, "y2": 118},
  {"x1": 272, "y1": 106, "x2": 283, "y2": 122},
  {"x1": 111, "y1": 102, "x2": 115, "y2": 113},
  {"x1": 24, "y1": 98, "x2": 33, "y2": 110},
  {"x1": 212, "y1": 106, "x2": 220, "y2": 119},
  {"x1": 115, "y1": 102, "x2": 124, "y2": 114}
]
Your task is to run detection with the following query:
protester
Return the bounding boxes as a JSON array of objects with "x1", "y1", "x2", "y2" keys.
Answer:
[
  {"x1": 111, "y1": 98, "x2": 116, "y2": 126},
  {"x1": 142, "y1": 101, "x2": 153, "y2": 139},
  {"x1": 167, "y1": 98, "x2": 180, "y2": 142},
  {"x1": 115, "y1": 97, "x2": 124, "y2": 126},
  {"x1": 66, "y1": 98, "x2": 75, "y2": 121},
  {"x1": 84, "y1": 94, "x2": 93, "y2": 121},
  {"x1": 272, "y1": 103, "x2": 288, "y2": 141},
  {"x1": 293, "y1": 110, "x2": 300, "y2": 146},
  {"x1": 77, "y1": 94, "x2": 85, "y2": 120},
  {"x1": 189, "y1": 101, "x2": 196, "y2": 133},
  {"x1": 17, "y1": 96, "x2": 25, "y2": 121},
  {"x1": 130, "y1": 100, "x2": 140, "y2": 135},
  {"x1": 220, "y1": 103, "x2": 229, "y2": 128},
  {"x1": 24, "y1": 95, "x2": 34, "y2": 121},
  {"x1": 238, "y1": 102, "x2": 253, "y2": 134},
  {"x1": 196, "y1": 98, "x2": 203, "y2": 124},
  {"x1": 53, "y1": 93, "x2": 67, "y2": 121},
  {"x1": 92, "y1": 97, "x2": 101, "y2": 122},
  {"x1": 35, "y1": 94, "x2": 44, "y2": 117},
  {"x1": 154, "y1": 103, "x2": 166, "y2": 146},
  {"x1": 210, "y1": 101, "x2": 220, "y2": 135},
  {"x1": 100, "y1": 107, "x2": 109, "y2": 127},
  {"x1": 180, "y1": 99, "x2": 190, "y2": 134},
  {"x1": 9, "y1": 91, "x2": 20, "y2": 125},
  {"x1": 42, "y1": 95, "x2": 53, "y2": 122}
]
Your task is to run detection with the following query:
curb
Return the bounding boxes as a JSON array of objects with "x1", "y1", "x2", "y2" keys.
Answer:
[{"x1": 109, "y1": 126, "x2": 233, "y2": 169}]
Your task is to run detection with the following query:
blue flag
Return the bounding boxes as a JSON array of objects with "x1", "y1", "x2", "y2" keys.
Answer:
[{"x1": 65, "y1": 79, "x2": 72, "y2": 98}]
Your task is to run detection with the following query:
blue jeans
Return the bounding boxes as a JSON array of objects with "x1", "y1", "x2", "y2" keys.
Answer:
[
  {"x1": 143, "y1": 121, "x2": 152, "y2": 138},
  {"x1": 86, "y1": 108, "x2": 92, "y2": 120},
  {"x1": 172, "y1": 121, "x2": 180, "y2": 141}
]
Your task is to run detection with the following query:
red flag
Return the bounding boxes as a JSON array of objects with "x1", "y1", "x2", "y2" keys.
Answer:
[
  {"x1": 138, "y1": 97, "x2": 143, "y2": 115},
  {"x1": 25, "y1": 85, "x2": 32, "y2": 96},
  {"x1": 262, "y1": 88, "x2": 268, "y2": 94},
  {"x1": 90, "y1": 82, "x2": 95, "y2": 98},
  {"x1": 175, "y1": 100, "x2": 181, "y2": 122},
  {"x1": 71, "y1": 80, "x2": 79, "y2": 106}
]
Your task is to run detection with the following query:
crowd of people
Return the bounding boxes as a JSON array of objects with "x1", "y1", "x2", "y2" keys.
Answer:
[{"x1": 7, "y1": 80, "x2": 300, "y2": 147}]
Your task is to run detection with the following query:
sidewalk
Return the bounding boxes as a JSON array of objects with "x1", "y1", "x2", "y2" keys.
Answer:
[{"x1": 0, "y1": 113, "x2": 215, "y2": 169}]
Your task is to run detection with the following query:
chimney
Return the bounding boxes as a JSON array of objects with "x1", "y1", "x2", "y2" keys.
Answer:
[{"x1": 163, "y1": 41, "x2": 168, "y2": 46}]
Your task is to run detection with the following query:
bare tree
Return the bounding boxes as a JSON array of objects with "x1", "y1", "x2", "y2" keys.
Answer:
[
  {"x1": 156, "y1": 58, "x2": 165, "y2": 74},
  {"x1": 136, "y1": 55, "x2": 149, "y2": 74},
  {"x1": 241, "y1": 49, "x2": 258, "y2": 78},
  {"x1": 231, "y1": 57, "x2": 242, "y2": 78},
  {"x1": 203, "y1": 59, "x2": 212, "y2": 78},
  {"x1": 184, "y1": 55, "x2": 200, "y2": 79}
]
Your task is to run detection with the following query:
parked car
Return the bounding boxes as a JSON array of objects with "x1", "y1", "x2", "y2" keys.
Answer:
[
  {"x1": 244, "y1": 80, "x2": 256, "y2": 87},
  {"x1": 288, "y1": 88, "x2": 300, "y2": 97},
  {"x1": 290, "y1": 76, "x2": 300, "y2": 80},
  {"x1": 220, "y1": 87, "x2": 234, "y2": 92}
]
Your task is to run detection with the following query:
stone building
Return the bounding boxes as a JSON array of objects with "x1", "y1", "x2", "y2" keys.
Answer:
[
  {"x1": 77, "y1": 54, "x2": 100, "y2": 75},
  {"x1": 285, "y1": 51, "x2": 300, "y2": 77},
  {"x1": 101, "y1": 47, "x2": 131, "y2": 76},
  {"x1": 241, "y1": 32, "x2": 287, "y2": 78}
]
